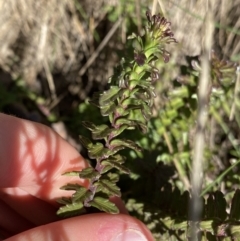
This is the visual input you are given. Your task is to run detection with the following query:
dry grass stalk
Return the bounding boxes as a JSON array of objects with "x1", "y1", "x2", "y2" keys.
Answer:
[
  {"x1": 189, "y1": 6, "x2": 214, "y2": 240},
  {"x1": 0, "y1": 0, "x2": 88, "y2": 90}
]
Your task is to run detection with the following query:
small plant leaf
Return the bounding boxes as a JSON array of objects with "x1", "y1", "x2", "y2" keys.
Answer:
[
  {"x1": 57, "y1": 197, "x2": 72, "y2": 205},
  {"x1": 110, "y1": 145, "x2": 127, "y2": 154},
  {"x1": 81, "y1": 121, "x2": 96, "y2": 131},
  {"x1": 99, "y1": 86, "x2": 121, "y2": 105},
  {"x1": 60, "y1": 183, "x2": 83, "y2": 191},
  {"x1": 94, "y1": 179, "x2": 121, "y2": 196},
  {"x1": 88, "y1": 142, "x2": 106, "y2": 159},
  {"x1": 115, "y1": 118, "x2": 135, "y2": 126},
  {"x1": 92, "y1": 126, "x2": 112, "y2": 140},
  {"x1": 101, "y1": 164, "x2": 113, "y2": 174},
  {"x1": 79, "y1": 135, "x2": 93, "y2": 149},
  {"x1": 114, "y1": 106, "x2": 130, "y2": 116},
  {"x1": 82, "y1": 122, "x2": 112, "y2": 140},
  {"x1": 108, "y1": 154, "x2": 125, "y2": 164},
  {"x1": 137, "y1": 122, "x2": 148, "y2": 133},
  {"x1": 110, "y1": 139, "x2": 142, "y2": 152},
  {"x1": 107, "y1": 172, "x2": 119, "y2": 183},
  {"x1": 141, "y1": 103, "x2": 152, "y2": 120},
  {"x1": 90, "y1": 196, "x2": 119, "y2": 214},
  {"x1": 57, "y1": 202, "x2": 85, "y2": 217},
  {"x1": 100, "y1": 102, "x2": 116, "y2": 116},
  {"x1": 62, "y1": 171, "x2": 80, "y2": 176},
  {"x1": 72, "y1": 186, "x2": 91, "y2": 202},
  {"x1": 79, "y1": 167, "x2": 100, "y2": 179},
  {"x1": 111, "y1": 124, "x2": 129, "y2": 138},
  {"x1": 88, "y1": 92, "x2": 100, "y2": 107},
  {"x1": 102, "y1": 159, "x2": 130, "y2": 174}
]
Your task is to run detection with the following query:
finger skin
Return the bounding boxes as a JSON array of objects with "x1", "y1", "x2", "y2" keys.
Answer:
[
  {"x1": 0, "y1": 113, "x2": 88, "y2": 201},
  {"x1": 0, "y1": 113, "x2": 88, "y2": 234},
  {"x1": 5, "y1": 214, "x2": 154, "y2": 241}
]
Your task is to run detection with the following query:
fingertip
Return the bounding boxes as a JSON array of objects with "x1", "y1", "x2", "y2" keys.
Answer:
[{"x1": 5, "y1": 214, "x2": 154, "y2": 241}]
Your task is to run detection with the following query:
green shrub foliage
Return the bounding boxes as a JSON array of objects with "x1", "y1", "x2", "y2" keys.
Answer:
[
  {"x1": 57, "y1": 10, "x2": 240, "y2": 241},
  {"x1": 57, "y1": 11, "x2": 177, "y2": 216}
]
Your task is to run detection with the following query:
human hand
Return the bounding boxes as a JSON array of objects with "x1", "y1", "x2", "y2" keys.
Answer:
[{"x1": 0, "y1": 113, "x2": 154, "y2": 241}]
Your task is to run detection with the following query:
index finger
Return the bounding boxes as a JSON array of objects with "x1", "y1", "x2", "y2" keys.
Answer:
[{"x1": 0, "y1": 113, "x2": 88, "y2": 202}]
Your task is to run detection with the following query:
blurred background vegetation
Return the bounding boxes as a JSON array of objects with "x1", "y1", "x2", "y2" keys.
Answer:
[{"x1": 0, "y1": 0, "x2": 240, "y2": 239}]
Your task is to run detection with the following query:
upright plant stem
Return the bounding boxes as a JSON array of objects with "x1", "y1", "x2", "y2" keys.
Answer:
[{"x1": 189, "y1": 10, "x2": 214, "y2": 240}]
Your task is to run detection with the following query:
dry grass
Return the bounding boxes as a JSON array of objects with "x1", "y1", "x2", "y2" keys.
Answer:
[
  {"x1": 0, "y1": 0, "x2": 84, "y2": 88},
  {"x1": 160, "y1": 0, "x2": 240, "y2": 58},
  {"x1": 0, "y1": 0, "x2": 238, "y2": 97}
]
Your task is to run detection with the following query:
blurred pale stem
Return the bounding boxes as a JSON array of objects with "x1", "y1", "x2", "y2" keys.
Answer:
[
  {"x1": 189, "y1": 11, "x2": 214, "y2": 240},
  {"x1": 230, "y1": 66, "x2": 240, "y2": 121}
]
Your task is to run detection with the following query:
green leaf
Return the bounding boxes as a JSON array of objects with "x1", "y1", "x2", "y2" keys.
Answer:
[
  {"x1": 129, "y1": 79, "x2": 140, "y2": 89},
  {"x1": 60, "y1": 183, "x2": 83, "y2": 191},
  {"x1": 79, "y1": 167, "x2": 100, "y2": 179},
  {"x1": 111, "y1": 145, "x2": 126, "y2": 154},
  {"x1": 100, "y1": 102, "x2": 116, "y2": 116},
  {"x1": 130, "y1": 109, "x2": 148, "y2": 121},
  {"x1": 115, "y1": 118, "x2": 135, "y2": 126},
  {"x1": 88, "y1": 142, "x2": 106, "y2": 159},
  {"x1": 102, "y1": 159, "x2": 130, "y2": 174},
  {"x1": 114, "y1": 106, "x2": 130, "y2": 116},
  {"x1": 82, "y1": 121, "x2": 112, "y2": 140},
  {"x1": 99, "y1": 86, "x2": 121, "y2": 105},
  {"x1": 88, "y1": 92, "x2": 100, "y2": 107},
  {"x1": 72, "y1": 186, "x2": 90, "y2": 202},
  {"x1": 110, "y1": 139, "x2": 142, "y2": 152},
  {"x1": 111, "y1": 124, "x2": 129, "y2": 138},
  {"x1": 132, "y1": 38, "x2": 143, "y2": 52},
  {"x1": 137, "y1": 79, "x2": 152, "y2": 89},
  {"x1": 109, "y1": 154, "x2": 125, "y2": 164},
  {"x1": 90, "y1": 196, "x2": 119, "y2": 214},
  {"x1": 57, "y1": 202, "x2": 85, "y2": 217},
  {"x1": 62, "y1": 171, "x2": 80, "y2": 176},
  {"x1": 168, "y1": 86, "x2": 189, "y2": 98},
  {"x1": 141, "y1": 103, "x2": 152, "y2": 120},
  {"x1": 107, "y1": 172, "x2": 119, "y2": 183},
  {"x1": 57, "y1": 197, "x2": 72, "y2": 205},
  {"x1": 122, "y1": 88, "x2": 139, "y2": 99},
  {"x1": 137, "y1": 122, "x2": 148, "y2": 133},
  {"x1": 94, "y1": 179, "x2": 121, "y2": 196},
  {"x1": 79, "y1": 135, "x2": 93, "y2": 149},
  {"x1": 81, "y1": 121, "x2": 96, "y2": 131},
  {"x1": 101, "y1": 164, "x2": 113, "y2": 174},
  {"x1": 121, "y1": 97, "x2": 136, "y2": 107},
  {"x1": 92, "y1": 126, "x2": 112, "y2": 140},
  {"x1": 127, "y1": 32, "x2": 137, "y2": 39},
  {"x1": 122, "y1": 98, "x2": 144, "y2": 107}
]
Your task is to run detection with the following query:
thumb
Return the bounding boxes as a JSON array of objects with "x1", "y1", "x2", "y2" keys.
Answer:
[{"x1": 5, "y1": 213, "x2": 154, "y2": 241}]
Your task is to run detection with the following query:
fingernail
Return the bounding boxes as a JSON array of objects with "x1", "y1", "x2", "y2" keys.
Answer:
[{"x1": 112, "y1": 229, "x2": 148, "y2": 241}]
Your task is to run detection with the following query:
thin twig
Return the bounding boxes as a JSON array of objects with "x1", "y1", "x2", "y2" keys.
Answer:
[
  {"x1": 43, "y1": 59, "x2": 57, "y2": 102},
  {"x1": 158, "y1": 0, "x2": 167, "y2": 17},
  {"x1": 78, "y1": 16, "x2": 123, "y2": 77},
  {"x1": 151, "y1": 0, "x2": 158, "y2": 15},
  {"x1": 163, "y1": 132, "x2": 190, "y2": 189}
]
